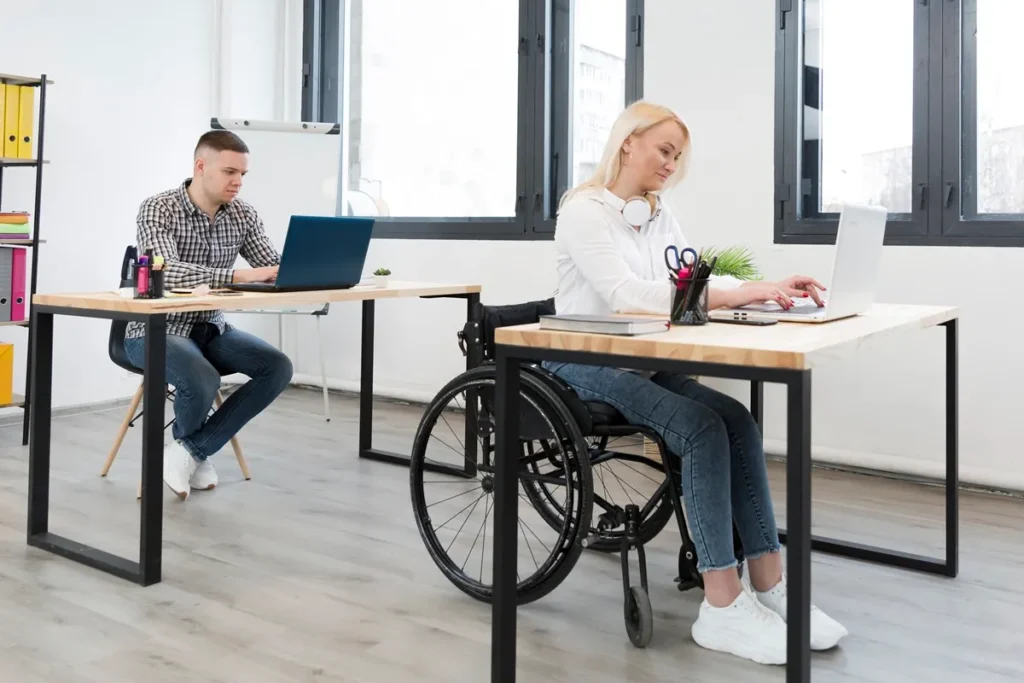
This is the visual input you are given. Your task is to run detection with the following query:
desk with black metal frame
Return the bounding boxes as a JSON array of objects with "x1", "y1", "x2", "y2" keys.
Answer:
[
  {"x1": 489, "y1": 303, "x2": 959, "y2": 683},
  {"x1": 26, "y1": 281, "x2": 481, "y2": 587}
]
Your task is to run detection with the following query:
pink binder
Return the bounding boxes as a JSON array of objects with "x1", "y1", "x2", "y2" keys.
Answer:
[{"x1": 11, "y1": 247, "x2": 26, "y2": 321}]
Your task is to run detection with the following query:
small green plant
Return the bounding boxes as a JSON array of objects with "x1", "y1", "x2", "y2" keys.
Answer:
[
  {"x1": 374, "y1": 267, "x2": 391, "y2": 276},
  {"x1": 699, "y1": 245, "x2": 761, "y2": 281}
]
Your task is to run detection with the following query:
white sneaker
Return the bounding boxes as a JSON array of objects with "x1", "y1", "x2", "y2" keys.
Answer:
[
  {"x1": 691, "y1": 587, "x2": 788, "y2": 665},
  {"x1": 163, "y1": 441, "x2": 198, "y2": 500},
  {"x1": 189, "y1": 459, "x2": 218, "y2": 490},
  {"x1": 744, "y1": 572, "x2": 849, "y2": 650}
]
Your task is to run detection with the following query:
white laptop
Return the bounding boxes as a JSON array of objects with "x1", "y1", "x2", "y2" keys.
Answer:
[{"x1": 710, "y1": 203, "x2": 888, "y2": 324}]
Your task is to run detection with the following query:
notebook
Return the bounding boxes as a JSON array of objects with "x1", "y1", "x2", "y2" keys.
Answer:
[{"x1": 539, "y1": 314, "x2": 668, "y2": 336}]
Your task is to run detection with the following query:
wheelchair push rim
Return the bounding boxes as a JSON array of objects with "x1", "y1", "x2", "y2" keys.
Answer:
[{"x1": 409, "y1": 368, "x2": 593, "y2": 606}]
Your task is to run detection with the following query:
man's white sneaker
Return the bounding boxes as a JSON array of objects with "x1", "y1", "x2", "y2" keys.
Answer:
[
  {"x1": 690, "y1": 587, "x2": 788, "y2": 665},
  {"x1": 189, "y1": 459, "x2": 218, "y2": 490},
  {"x1": 163, "y1": 441, "x2": 198, "y2": 500},
  {"x1": 744, "y1": 572, "x2": 849, "y2": 650}
]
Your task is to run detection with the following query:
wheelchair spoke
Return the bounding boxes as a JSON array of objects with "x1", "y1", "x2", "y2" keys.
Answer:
[
  {"x1": 462, "y1": 494, "x2": 491, "y2": 573},
  {"x1": 437, "y1": 491, "x2": 486, "y2": 535},
  {"x1": 519, "y1": 517, "x2": 540, "y2": 570},
  {"x1": 426, "y1": 485, "x2": 482, "y2": 509},
  {"x1": 614, "y1": 459, "x2": 664, "y2": 486},
  {"x1": 603, "y1": 464, "x2": 642, "y2": 505},
  {"x1": 443, "y1": 493, "x2": 485, "y2": 556}
]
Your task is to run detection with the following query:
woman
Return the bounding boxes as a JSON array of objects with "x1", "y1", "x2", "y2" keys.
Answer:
[{"x1": 547, "y1": 101, "x2": 847, "y2": 666}]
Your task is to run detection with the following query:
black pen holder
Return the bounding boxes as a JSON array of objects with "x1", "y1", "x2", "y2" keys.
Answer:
[
  {"x1": 670, "y1": 276, "x2": 709, "y2": 326},
  {"x1": 151, "y1": 269, "x2": 165, "y2": 299}
]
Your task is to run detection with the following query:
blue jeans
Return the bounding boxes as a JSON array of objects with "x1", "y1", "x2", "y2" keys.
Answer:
[
  {"x1": 544, "y1": 362, "x2": 781, "y2": 573},
  {"x1": 124, "y1": 324, "x2": 293, "y2": 460}
]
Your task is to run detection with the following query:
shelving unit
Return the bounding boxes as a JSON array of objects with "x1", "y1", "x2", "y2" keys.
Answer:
[{"x1": 0, "y1": 72, "x2": 51, "y2": 445}]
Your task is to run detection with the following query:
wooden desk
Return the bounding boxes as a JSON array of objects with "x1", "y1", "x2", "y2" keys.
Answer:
[
  {"x1": 26, "y1": 281, "x2": 481, "y2": 587},
  {"x1": 488, "y1": 304, "x2": 959, "y2": 683}
]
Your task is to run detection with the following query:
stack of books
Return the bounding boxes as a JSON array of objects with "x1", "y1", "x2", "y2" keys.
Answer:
[{"x1": 0, "y1": 211, "x2": 29, "y2": 240}]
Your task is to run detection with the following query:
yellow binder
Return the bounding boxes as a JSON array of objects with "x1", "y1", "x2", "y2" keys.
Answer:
[
  {"x1": 17, "y1": 85, "x2": 33, "y2": 159},
  {"x1": 0, "y1": 343, "x2": 13, "y2": 406},
  {"x1": 0, "y1": 87, "x2": 5, "y2": 157},
  {"x1": 3, "y1": 85, "x2": 19, "y2": 158}
]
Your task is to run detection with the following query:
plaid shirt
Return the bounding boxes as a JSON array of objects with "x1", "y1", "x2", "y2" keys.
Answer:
[{"x1": 125, "y1": 180, "x2": 280, "y2": 339}]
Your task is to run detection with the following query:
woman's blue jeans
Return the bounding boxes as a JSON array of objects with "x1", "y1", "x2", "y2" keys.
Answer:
[{"x1": 544, "y1": 362, "x2": 781, "y2": 573}]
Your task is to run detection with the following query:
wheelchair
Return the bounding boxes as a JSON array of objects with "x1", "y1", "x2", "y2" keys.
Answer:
[{"x1": 409, "y1": 298, "x2": 744, "y2": 648}]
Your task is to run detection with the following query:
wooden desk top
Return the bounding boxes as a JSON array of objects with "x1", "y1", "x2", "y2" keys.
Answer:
[
  {"x1": 32, "y1": 281, "x2": 481, "y2": 315},
  {"x1": 494, "y1": 303, "x2": 958, "y2": 370}
]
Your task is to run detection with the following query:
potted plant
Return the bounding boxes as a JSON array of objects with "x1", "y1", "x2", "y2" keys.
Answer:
[
  {"x1": 373, "y1": 267, "x2": 391, "y2": 286},
  {"x1": 699, "y1": 245, "x2": 761, "y2": 281}
]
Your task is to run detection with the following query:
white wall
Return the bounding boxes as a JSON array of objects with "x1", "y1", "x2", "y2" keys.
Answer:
[
  {"x1": 275, "y1": 0, "x2": 1023, "y2": 492},
  {"x1": 0, "y1": 0, "x2": 222, "y2": 410},
  {"x1": 0, "y1": 0, "x2": 298, "y2": 411}
]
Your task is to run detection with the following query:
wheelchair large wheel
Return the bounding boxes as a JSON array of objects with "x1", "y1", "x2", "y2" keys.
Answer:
[
  {"x1": 410, "y1": 366, "x2": 593, "y2": 606},
  {"x1": 522, "y1": 434, "x2": 675, "y2": 554}
]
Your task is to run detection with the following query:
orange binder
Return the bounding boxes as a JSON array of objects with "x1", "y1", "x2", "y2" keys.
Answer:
[
  {"x1": 0, "y1": 343, "x2": 12, "y2": 405},
  {"x1": 3, "y1": 85, "x2": 18, "y2": 158},
  {"x1": 17, "y1": 85, "x2": 33, "y2": 159}
]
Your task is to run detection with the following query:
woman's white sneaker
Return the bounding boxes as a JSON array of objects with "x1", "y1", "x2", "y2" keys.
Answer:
[
  {"x1": 690, "y1": 587, "x2": 788, "y2": 665},
  {"x1": 744, "y1": 573, "x2": 849, "y2": 650}
]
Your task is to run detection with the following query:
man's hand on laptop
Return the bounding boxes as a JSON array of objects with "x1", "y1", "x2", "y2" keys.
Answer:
[{"x1": 232, "y1": 266, "x2": 279, "y2": 284}]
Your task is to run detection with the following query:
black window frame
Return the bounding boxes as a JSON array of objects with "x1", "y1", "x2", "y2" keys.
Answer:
[
  {"x1": 775, "y1": 0, "x2": 1024, "y2": 247},
  {"x1": 302, "y1": 0, "x2": 645, "y2": 240}
]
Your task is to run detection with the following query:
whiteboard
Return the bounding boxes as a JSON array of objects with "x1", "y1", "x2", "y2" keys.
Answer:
[
  {"x1": 215, "y1": 121, "x2": 343, "y2": 349},
  {"x1": 230, "y1": 128, "x2": 341, "y2": 247}
]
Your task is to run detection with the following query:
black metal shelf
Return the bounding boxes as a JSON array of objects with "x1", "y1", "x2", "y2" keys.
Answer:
[{"x1": 0, "y1": 72, "x2": 49, "y2": 445}]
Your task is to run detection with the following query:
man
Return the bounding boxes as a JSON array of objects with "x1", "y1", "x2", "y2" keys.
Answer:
[{"x1": 124, "y1": 130, "x2": 293, "y2": 500}]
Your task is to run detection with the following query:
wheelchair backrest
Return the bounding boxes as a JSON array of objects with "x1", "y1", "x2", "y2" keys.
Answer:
[{"x1": 472, "y1": 298, "x2": 555, "y2": 362}]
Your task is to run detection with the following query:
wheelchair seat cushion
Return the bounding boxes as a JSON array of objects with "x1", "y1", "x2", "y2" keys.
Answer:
[{"x1": 584, "y1": 400, "x2": 628, "y2": 426}]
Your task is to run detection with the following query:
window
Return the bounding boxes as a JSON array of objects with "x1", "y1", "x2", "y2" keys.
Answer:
[
  {"x1": 776, "y1": 0, "x2": 1024, "y2": 246},
  {"x1": 303, "y1": 0, "x2": 644, "y2": 239}
]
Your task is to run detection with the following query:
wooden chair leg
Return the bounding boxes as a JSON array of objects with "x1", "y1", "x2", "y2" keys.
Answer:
[
  {"x1": 215, "y1": 390, "x2": 251, "y2": 480},
  {"x1": 102, "y1": 383, "x2": 144, "y2": 477}
]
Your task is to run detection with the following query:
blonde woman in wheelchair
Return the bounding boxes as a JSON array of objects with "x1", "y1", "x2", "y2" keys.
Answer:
[{"x1": 546, "y1": 100, "x2": 847, "y2": 665}]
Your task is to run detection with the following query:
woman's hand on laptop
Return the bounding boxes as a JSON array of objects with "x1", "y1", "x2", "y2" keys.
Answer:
[
  {"x1": 773, "y1": 275, "x2": 826, "y2": 307},
  {"x1": 723, "y1": 282, "x2": 797, "y2": 310},
  {"x1": 232, "y1": 266, "x2": 279, "y2": 283}
]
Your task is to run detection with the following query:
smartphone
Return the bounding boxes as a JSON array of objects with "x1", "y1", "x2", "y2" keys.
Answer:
[{"x1": 712, "y1": 316, "x2": 777, "y2": 326}]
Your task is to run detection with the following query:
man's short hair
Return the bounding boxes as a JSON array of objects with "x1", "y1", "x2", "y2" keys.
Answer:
[{"x1": 194, "y1": 130, "x2": 249, "y2": 158}]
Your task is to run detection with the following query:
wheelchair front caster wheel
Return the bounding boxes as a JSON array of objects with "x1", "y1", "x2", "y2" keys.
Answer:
[{"x1": 624, "y1": 585, "x2": 653, "y2": 648}]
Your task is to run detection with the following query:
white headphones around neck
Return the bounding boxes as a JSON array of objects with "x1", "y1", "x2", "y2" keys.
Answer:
[{"x1": 619, "y1": 192, "x2": 662, "y2": 227}]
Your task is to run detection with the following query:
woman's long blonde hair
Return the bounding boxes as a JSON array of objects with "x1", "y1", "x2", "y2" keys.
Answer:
[{"x1": 558, "y1": 100, "x2": 691, "y2": 212}]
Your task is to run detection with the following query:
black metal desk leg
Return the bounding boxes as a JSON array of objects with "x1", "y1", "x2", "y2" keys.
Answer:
[
  {"x1": 492, "y1": 347, "x2": 520, "y2": 683},
  {"x1": 786, "y1": 370, "x2": 812, "y2": 683},
  {"x1": 944, "y1": 318, "x2": 959, "y2": 577},
  {"x1": 27, "y1": 310, "x2": 54, "y2": 538},
  {"x1": 357, "y1": 297, "x2": 475, "y2": 479},
  {"x1": 750, "y1": 380, "x2": 764, "y2": 434},
  {"x1": 139, "y1": 315, "x2": 166, "y2": 586},
  {"x1": 359, "y1": 299, "x2": 374, "y2": 456},
  {"x1": 463, "y1": 292, "x2": 480, "y2": 477}
]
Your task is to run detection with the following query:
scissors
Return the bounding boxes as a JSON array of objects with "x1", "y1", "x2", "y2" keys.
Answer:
[{"x1": 664, "y1": 245, "x2": 697, "y2": 276}]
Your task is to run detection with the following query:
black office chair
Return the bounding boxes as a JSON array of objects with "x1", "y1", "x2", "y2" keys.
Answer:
[
  {"x1": 408, "y1": 298, "x2": 746, "y2": 649},
  {"x1": 100, "y1": 318, "x2": 251, "y2": 498}
]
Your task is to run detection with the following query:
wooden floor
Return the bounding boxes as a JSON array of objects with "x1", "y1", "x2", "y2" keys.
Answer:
[{"x1": 0, "y1": 387, "x2": 1022, "y2": 682}]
